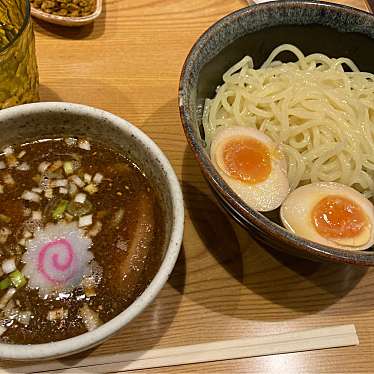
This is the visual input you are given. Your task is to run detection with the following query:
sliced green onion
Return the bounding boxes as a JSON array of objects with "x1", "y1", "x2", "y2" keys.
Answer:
[
  {"x1": 52, "y1": 199, "x2": 69, "y2": 220},
  {"x1": 84, "y1": 184, "x2": 98, "y2": 195},
  {"x1": 0, "y1": 214, "x2": 10, "y2": 223},
  {"x1": 63, "y1": 161, "x2": 74, "y2": 175},
  {"x1": 9, "y1": 270, "x2": 26, "y2": 289},
  {"x1": 0, "y1": 277, "x2": 11, "y2": 290}
]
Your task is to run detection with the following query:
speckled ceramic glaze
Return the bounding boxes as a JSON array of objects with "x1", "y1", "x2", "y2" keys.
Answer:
[
  {"x1": 179, "y1": 0, "x2": 374, "y2": 266},
  {"x1": 0, "y1": 102, "x2": 184, "y2": 360}
]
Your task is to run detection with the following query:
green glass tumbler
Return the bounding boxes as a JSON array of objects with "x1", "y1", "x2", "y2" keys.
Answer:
[{"x1": 0, "y1": 0, "x2": 39, "y2": 109}]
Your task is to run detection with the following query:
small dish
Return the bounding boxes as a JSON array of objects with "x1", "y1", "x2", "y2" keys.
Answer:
[{"x1": 31, "y1": 0, "x2": 102, "y2": 27}]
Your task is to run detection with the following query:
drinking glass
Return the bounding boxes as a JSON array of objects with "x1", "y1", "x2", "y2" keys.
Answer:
[{"x1": 0, "y1": 0, "x2": 39, "y2": 109}]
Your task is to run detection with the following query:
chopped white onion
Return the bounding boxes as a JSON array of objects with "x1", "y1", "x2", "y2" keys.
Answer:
[
  {"x1": 71, "y1": 175, "x2": 85, "y2": 188},
  {"x1": 3, "y1": 174, "x2": 15, "y2": 185},
  {"x1": 0, "y1": 161, "x2": 6, "y2": 170},
  {"x1": 69, "y1": 182, "x2": 78, "y2": 196},
  {"x1": 59, "y1": 187, "x2": 68, "y2": 195},
  {"x1": 51, "y1": 179, "x2": 68, "y2": 188},
  {"x1": 47, "y1": 307, "x2": 67, "y2": 321},
  {"x1": 84, "y1": 173, "x2": 92, "y2": 184},
  {"x1": 2, "y1": 258, "x2": 16, "y2": 274},
  {"x1": 32, "y1": 211, "x2": 42, "y2": 221},
  {"x1": 65, "y1": 137, "x2": 77, "y2": 146},
  {"x1": 16, "y1": 162, "x2": 30, "y2": 171},
  {"x1": 0, "y1": 288, "x2": 16, "y2": 309},
  {"x1": 2, "y1": 146, "x2": 14, "y2": 155},
  {"x1": 44, "y1": 189, "x2": 53, "y2": 199},
  {"x1": 21, "y1": 190, "x2": 40, "y2": 203},
  {"x1": 23, "y1": 230, "x2": 32, "y2": 239},
  {"x1": 17, "y1": 311, "x2": 32, "y2": 325},
  {"x1": 93, "y1": 173, "x2": 103, "y2": 185},
  {"x1": 79, "y1": 214, "x2": 93, "y2": 227},
  {"x1": 38, "y1": 161, "x2": 51, "y2": 174},
  {"x1": 18, "y1": 238, "x2": 26, "y2": 247},
  {"x1": 31, "y1": 187, "x2": 42, "y2": 194},
  {"x1": 78, "y1": 139, "x2": 91, "y2": 151},
  {"x1": 0, "y1": 325, "x2": 7, "y2": 336},
  {"x1": 79, "y1": 304, "x2": 101, "y2": 331},
  {"x1": 17, "y1": 150, "x2": 26, "y2": 159},
  {"x1": 74, "y1": 193, "x2": 87, "y2": 204}
]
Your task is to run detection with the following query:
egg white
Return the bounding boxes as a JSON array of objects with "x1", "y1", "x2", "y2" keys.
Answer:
[
  {"x1": 280, "y1": 182, "x2": 374, "y2": 251},
  {"x1": 210, "y1": 126, "x2": 289, "y2": 212}
]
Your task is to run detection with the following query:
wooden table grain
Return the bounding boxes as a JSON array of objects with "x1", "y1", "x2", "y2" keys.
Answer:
[{"x1": 2, "y1": 0, "x2": 373, "y2": 372}]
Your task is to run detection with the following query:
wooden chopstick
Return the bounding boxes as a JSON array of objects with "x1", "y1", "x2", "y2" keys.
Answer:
[{"x1": 7, "y1": 325, "x2": 358, "y2": 373}]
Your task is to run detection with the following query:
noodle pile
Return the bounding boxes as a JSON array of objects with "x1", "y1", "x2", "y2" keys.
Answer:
[{"x1": 203, "y1": 44, "x2": 374, "y2": 197}]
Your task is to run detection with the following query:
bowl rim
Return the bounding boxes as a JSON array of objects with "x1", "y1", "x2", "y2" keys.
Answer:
[
  {"x1": 0, "y1": 102, "x2": 184, "y2": 360},
  {"x1": 179, "y1": 0, "x2": 374, "y2": 266}
]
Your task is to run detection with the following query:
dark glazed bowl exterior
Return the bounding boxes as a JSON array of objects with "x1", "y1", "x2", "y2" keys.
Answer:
[{"x1": 179, "y1": 0, "x2": 374, "y2": 266}]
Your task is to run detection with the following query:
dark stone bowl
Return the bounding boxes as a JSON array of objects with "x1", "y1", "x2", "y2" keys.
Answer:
[{"x1": 179, "y1": 0, "x2": 374, "y2": 266}]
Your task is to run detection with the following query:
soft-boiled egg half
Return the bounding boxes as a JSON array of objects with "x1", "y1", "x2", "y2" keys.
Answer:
[
  {"x1": 210, "y1": 126, "x2": 289, "y2": 212},
  {"x1": 280, "y1": 182, "x2": 374, "y2": 251}
]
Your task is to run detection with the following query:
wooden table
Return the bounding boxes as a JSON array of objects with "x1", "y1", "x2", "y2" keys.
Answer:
[{"x1": 2, "y1": 0, "x2": 373, "y2": 372}]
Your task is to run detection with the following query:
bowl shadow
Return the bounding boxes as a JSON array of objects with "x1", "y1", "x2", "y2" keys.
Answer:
[
  {"x1": 39, "y1": 84, "x2": 63, "y2": 102},
  {"x1": 181, "y1": 145, "x2": 370, "y2": 320}
]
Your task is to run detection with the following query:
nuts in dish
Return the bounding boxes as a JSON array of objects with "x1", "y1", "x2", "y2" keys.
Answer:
[{"x1": 30, "y1": 0, "x2": 95, "y2": 17}]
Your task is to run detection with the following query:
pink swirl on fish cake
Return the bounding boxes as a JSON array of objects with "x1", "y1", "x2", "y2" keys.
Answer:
[
  {"x1": 38, "y1": 239, "x2": 76, "y2": 284},
  {"x1": 22, "y1": 222, "x2": 94, "y2": 297}
]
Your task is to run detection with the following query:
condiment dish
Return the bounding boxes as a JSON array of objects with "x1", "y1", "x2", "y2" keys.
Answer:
[{"x1": 31, "y1": 0, "x2": 102, "y2": 27}]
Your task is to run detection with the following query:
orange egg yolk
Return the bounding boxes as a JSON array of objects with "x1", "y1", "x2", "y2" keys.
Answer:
[
  {"x1": 311, "y1": 195, "x2": 368, "y2": 239},
  {"x1": 222, "y1": 137, "x2": 272, "y2": 184}
]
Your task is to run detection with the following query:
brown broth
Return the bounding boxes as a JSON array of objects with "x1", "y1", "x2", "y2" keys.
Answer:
[{"x1": 0, "y1": 138, "x2": 165, "y2": 344}]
